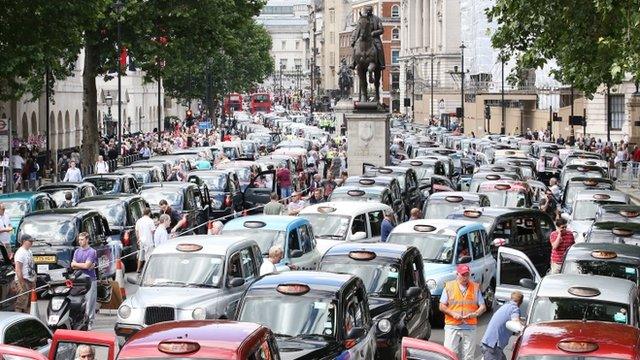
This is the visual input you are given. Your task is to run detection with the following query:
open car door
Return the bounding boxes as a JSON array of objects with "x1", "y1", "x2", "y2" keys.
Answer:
[
  {"x1": 243, "y1": 169, "x2": 276, "y2": 211},
  {"x1": 0, "y1": 344, "x2": 48, "y2": 360},
  {"x1": 49, "y1": 329, "x2": 117, "y2": 360},
  {"x1": 495, "y1": 246, "x2": 541, "y2": 314},
  {"x1": 401, "y1": 337, "x2": 458, "y2": 360},
  {"x1": 362, "y1": 162, "x2": 376, "y2": 175}
]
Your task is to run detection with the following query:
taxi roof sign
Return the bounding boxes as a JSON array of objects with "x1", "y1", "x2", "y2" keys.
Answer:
[
  {"x1": 567, "y1": 286, "x2": 601, "y2": 297},
  {"x1": 620, "y1": 210, "x2": 640, "y2": 218},
  {"x1": 590, "y1": 250, "x2": 617, "y2": 260},
  {"x1": 158, "y1": 341, "x2": 200, "y2": 355},
  {"x1": 613, "y1": 227, "x2": 635, "y2": 237},
  {"x1": 463, "y1": 210, "x2": 482, "y2": 218},
  {"x1": 347, "y1": 189, "x2": 365, "y2": 197},
  {"x1": 494, "y1": 184, "x2": 511, "y2": 190},
  {"x1": 277, "y1": 284, "x2": 310, "y2": 295},
  {"x1": 593, "y1": 194, "x2": 611, "y2": 200},
  {"x1": 317, "y1": 206, "x2": 337, "y2": 214},
  {"x1": 583, "y1": 179, "x2": 599, "y2": 186},
  {"x1": 486, "y1": 174, "x2": 501, "y2": 180},
  {"x1": 445, "y1": 196, "x2": 464, "y2": 203},
  {"x1": 378, "y1": 167, "x2": 393, "y2": 174},
  {"x1": 409, "y1": 160, "x2": 423, "y2": 166},
  {"x1": 359, "y1": 178, "x2": 376, "y2": 186},
  {"x1": 176, "y1": 243, "x2": 203, "y2": 252},
  {"x1": 413, "y1": 224, "x2": 436, "y2": 232},
  {"x1": 557, "y1": 341, "x2": 598, "y2": 353},
  {"x1": 243, "y1": 220, "x2": 266, "y2": 229},
  {"x1": 348, "y1": 251, "x2": 377, "y2": 261}
]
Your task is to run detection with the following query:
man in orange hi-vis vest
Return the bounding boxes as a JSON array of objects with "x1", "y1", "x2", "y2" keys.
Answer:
[{"x1": 439, "y1": 264, "x2": 487, "y2": 360}]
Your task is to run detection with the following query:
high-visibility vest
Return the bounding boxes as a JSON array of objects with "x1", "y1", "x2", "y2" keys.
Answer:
[{"x1": 443, "y1": 280, "x2": 480, "y2": 326}]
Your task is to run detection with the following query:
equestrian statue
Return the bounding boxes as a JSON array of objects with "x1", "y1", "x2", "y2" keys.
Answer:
[
  {"x1": 350, "y1": 5, "x2": 385, "y2": 103},
  {"x1": 338, "y1": 58, "x2": 353, "y2": 99}
]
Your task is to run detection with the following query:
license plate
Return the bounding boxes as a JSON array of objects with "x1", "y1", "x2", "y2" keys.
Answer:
[
  {"x1": 47, "y1": 314, "x2": 59, "y2": 325},
  {"x1": 36, "y1": 264, "x2": 49, "y2": 273},
  {"x1": 33, "y1": 255, "x2": 56, "y2": 264}
]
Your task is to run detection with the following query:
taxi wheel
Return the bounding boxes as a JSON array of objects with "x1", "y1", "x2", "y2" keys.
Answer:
[{"x1": 484, "y1": 280, "x2": 496, "y2": 312}]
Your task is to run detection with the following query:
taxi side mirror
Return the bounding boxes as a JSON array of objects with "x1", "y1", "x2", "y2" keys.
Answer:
[
  {"x1": 126, "y1": 274, "x2": 140, "y2": 285},
  {"x1": 519, "y1": 278, "x2": 537, "y2": 290},
  {"x1": 229, "y1": 277, "x2": 246, "y2": 288},
  {"x1": 404, "y1": 286, "x2": 421, "y2": 300},
  {"x1": 506, "y1": 319, "x2": 524, "y2": 333},
  {"x1": 346, "y1": 326, "x2": 366, "y2": 340},
  {"x1": 458, "y1": 255, "x2": 471, "y2": 264},
  {"x1": 290, "y1": 249, "x2": 303, "y2": 258},
  {"x1": 351, "y1": 232, "x2": 367, "y2": 241}
]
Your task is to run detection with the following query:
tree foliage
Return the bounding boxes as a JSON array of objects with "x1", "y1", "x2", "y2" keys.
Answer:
[{"x1": 487, "y1": 0, "x2": 640, "y2": 96}]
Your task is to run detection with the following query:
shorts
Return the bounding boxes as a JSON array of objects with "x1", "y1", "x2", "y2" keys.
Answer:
[
  {"x1": 138, "y1": 245, "x2": 154, "y2": 262},
  {"x1": 14, "y1": 280, "x2": 35, "y2": 312}
]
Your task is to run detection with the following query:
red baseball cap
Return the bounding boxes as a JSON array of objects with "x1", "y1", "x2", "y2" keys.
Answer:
[{"x1": 456, "y1": 264, "x2": 470, "y2": 275}]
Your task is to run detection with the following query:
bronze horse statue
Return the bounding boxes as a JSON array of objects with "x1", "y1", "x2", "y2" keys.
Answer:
[{"x1": 352, "y1": 13, "x2": 382, "y2": 103}]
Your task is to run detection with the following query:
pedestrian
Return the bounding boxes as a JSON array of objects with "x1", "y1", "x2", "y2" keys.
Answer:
[
  {"x1": 70, "y1": 232, "x2": 98, "y2": 330},
  {"x1": 380, "y1": 210, "x2": 395, "y2": 242},
  {"x1": 74, "y1": 345, "x2": 96, "y2": 360},
  {"x1": 63, "y1": 160, "x2": 82, "y2": 182},
  {"x1": 439, "y1": 264, "x2": 487, "y2": 360},
  {"x1": 549, "y1": 218, "x2": 575, "y2": 274},
  {"x1": 276, "y1": 164, "x2": 293, "y2": 201},
  {"x1": 309, "y1": 173, "x2": 323, "y2": 193},
  {"x1": 59, "y1": 192, "x2": 74, "y2": 208},
  {"x1": 153, "y1": 214, "x2": 171, "y2": 247},
  {"x1": 13, "y1": 234, "x2": 36, "y2": 313},
  {"x1": 27, "y1": 156, "x2": 39, "y2": 191},
  {"x1": 409, "y1": 207, "x2": 422, "y2": 220},
  {"x1": 207, "y1": 220, "x2": 224, "y2": 235},
  {"x1": 159, "y1": 199, "x2": 187, "y2": 234},
  {"x1": 535, "y1": 154, "x2": 546, "y2": 174},
  {"x1": 539, "y1": 190, "x2": 558, "y2": 220},
  {"x1": 135, "y1": 208, "x2": 155, "y2": 273},
  {"x1": 481, "y1": 291, "x2": 524, "y2": 360},
  {"x1": 548, "y1": 177, "x2": 561, "y2": 201},
  {"x1": 263, "y1": 192, "x2": 285, "y2": 215},
  {"x1": 94, "y1": 155, "x2": 109, "y2": 174},
  {"x1": 139, "y1": 142, "x2": 151, "y2": 159},
  {"x1": 0, "y1": 204, "x2": 13, "y2": 259},
  {"x1": 195, "y1": 153, "x2": 212, "y2": 170},
  {"x1": 308, "y1": 188, "x2": 325, "y2": 205},
  {"x1": 286, "y1": 191, "x2": 306, "y2": 215},
  {"x1": 260, "y1": 246, "x2": 284, "y2": 276},
  {"x1": 322, "y1": 174, "x2": 338, "y2": 197}
]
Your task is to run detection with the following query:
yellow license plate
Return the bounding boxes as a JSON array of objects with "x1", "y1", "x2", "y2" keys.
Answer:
[{"x1": 33, "y1": 255, "x2": 57, "y2": 264}]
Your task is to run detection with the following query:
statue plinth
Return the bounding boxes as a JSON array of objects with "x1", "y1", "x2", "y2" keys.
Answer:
[{"x1": 335, "y1": 100, "x2": 389, "y2": 176}]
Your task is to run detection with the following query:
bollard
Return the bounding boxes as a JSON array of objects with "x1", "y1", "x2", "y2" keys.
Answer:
[{"x1": 29, "y1": 290, "x2": 40, "y2": 320}]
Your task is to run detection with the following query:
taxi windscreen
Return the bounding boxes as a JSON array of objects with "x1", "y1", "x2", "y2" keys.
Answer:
[
  {"x1": 387, "y1": 233, "x2": 455, "y2": 264},
  {"x1": 423, "y1": 202, "x2": 466, "y2": 219},
  {"x1": 239, "y1": 296, "x2": 336, "y2": 338},
  {"x1": 222, "y1": 230, "x2": 284, "y2": 254},
  {"x1": 299, "y1": 214, "x2": 350, "y2": 240},
  {"x1": 86, "y1": 178, "x2": 117, "y2": 193},
  {"x1": 141, "y1": 254, "x2": 223, "y2": 288},
  {"x1": 319, "y1": 260, "x2": 399, "y2": 298},
  {"x1": 530, "y1": 297, "x2": 630, "y2": 325},
  {"x1": 1, "y1": 200, "x2": 28, "y2": 218},
  {"x1": 479, "y1": 190, "x2": 527, "y2": 208},
  {"x1": 563, "y1": 260, "x2": 638, "y2": 284},
  {"x1": 19, "y1": 218, "x2": 77, "y2": 245}
]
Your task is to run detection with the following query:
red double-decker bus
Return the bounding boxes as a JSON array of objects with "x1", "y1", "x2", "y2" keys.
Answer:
[
  {"x1": 223, "y1": 93, "x2": 243, "y2": 113},
  {"x1": 249, "y1": 93, "x2": 271, "y2": 114}
]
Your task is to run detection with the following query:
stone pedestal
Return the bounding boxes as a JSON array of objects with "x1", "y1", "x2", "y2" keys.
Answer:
[
  {"x1": 335, "y1": 100, "x2": 390, "y2": 176},
  {"x1": 628, "y1": 94, "x2": 640, "y2": 146}
]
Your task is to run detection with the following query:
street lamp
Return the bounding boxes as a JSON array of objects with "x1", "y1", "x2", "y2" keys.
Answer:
[
  {"x1": 105, "y1": 92, "x2": 113, "y2": 136},
  {"x1": 460, "y1": 42, "x2": 466, "y2": 131},
  {"x1": 280, "y1": 64, "x2": 285, "y2": 106},
  {"x1": 114, "y1": 0, "x2": 124, "y2": 157}
]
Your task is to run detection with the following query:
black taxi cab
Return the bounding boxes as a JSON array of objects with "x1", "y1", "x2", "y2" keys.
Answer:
[
  {"x1": 595, "y1": 204, "x2": 640, "y2": 224},
  {"x1": 139, "y1": 182, "x2": 211, "y2": 235},
  {"x1": 235, "y1": 271, "x2": 377, "y2": 360},
  {"x1": 561, "y1": 242, "x2": 640, "y2": 287},
  {"x1": 586, "y1": 221, "x2": 640, "y2": 246},
  {"x1": 318, "y1": 243, "x2": 431, "y2": 359}
]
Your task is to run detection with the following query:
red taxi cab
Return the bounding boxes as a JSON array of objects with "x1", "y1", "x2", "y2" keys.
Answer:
[
  {"x1": 512, "y1": 320, "x2": 640, "y2": 359},
  {"x1": 42, "y1": 321, "x2": 279, "y2": 360},
  {"x1": 477, "y1": 180, "x2": 533, "y2": 208},
  {"x1": 401, "y1": 337, "x2": 458, "y2": 360}
]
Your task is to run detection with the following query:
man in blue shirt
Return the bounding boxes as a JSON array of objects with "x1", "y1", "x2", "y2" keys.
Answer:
[
  {"x1": 71, "y1": 232, "x2": 98, "y2": 330},
  {"x1": 380, "y1": 210, "x2": 395, "y2": 242},
  {"x1": 481, "y1": 291, "x2": 524, "y2": 360}
]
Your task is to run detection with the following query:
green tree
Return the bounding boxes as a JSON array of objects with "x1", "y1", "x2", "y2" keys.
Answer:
[{"x1": 487, "y1": 0, "x2": 640, "y2": 97}]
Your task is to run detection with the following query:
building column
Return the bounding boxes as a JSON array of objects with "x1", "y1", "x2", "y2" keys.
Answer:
[
  {"x1": 413, "y1": 0, "x2": 421, "y2": 49},
  {"x1": 423, "y1": 0, "x2": 430, "y2": 49}
]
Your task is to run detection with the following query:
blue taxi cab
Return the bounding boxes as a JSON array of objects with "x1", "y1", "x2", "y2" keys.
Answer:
[
  {"x1": 0, "y1": 192, "x2": 57, "y2": 249},
  {"x1": 222, "y1": 215, "x2": 321, "y2": 271},
  {"x1": 235, "y1": 271, "x2": 377, "y2": 360}
]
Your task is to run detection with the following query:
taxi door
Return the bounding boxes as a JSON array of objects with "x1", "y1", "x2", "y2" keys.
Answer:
[
  {"x1": 48, "y1": 329, "x2": 118, "y2": 360},
  {"x1": 243, "y1": 170, "x2": 276, "y2": 211},
  {"x1": 401, "y1": 337, "x2": 458, "y2": 360},
  {"x1": 340, "y1": 286, "x2": 377, "y2": 360},
  {"x1": 283, "y1": 224, "x2": 320, "y2": 271},
  {"x1": 495, "y1": 247, "x2": 541, "y2": 314}
]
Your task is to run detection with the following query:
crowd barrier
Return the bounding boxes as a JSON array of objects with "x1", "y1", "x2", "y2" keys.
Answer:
[{"x1": 614, "y1": 161, "x2": 640, "y2": 187}]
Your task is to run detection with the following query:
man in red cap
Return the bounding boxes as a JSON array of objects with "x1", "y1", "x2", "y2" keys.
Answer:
[{"x1": 439, "y1": 264, "x2": 486, "y2": 360}]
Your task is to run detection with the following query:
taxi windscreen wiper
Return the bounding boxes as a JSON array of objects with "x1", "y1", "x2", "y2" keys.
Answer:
[
  {"x1": 424, "y1": 258, "x2": 450, "y2": 263},
  {"x1": 148, "y1": 281, "x2": 188, "y2": 287},
  {"x1": 316, "y1": 234, "x2": 343, "y2": 239},
  {"x1": 295, "y1": 333, "x2": 335, "y2": 341},
  {"x1": 273, "y1": 333, "x2": 293, "y2": 338}
]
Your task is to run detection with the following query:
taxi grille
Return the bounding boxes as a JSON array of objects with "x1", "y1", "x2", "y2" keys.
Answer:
[{"x1": 144, "y1": 306, "x2": 175, "y2": 325}]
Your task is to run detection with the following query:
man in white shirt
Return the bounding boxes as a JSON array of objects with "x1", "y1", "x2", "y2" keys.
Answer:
[
  {"x1": 94, "y1": 155, "x2": 109, "y2": 174},
  {"x1": 286, "y1": 192, "x2": 306, "y2": 215},
  {"x1": 63, "y1": 161, "x2": 83, "y2": 182},
  {"x1": 14, "y1": 234, "x2": 36, "y2": 313},
  {"x1": 153, "y1": 214, "x2": 170, "y2": 247},
  {"x1": 260, "y1": 246, "x2": 284, "y2": 276},
  {"x1": 11, "y1": 154, "x2": 25, "y2": 173},
  {"x1": 135, "y1": 208, "x2": 155, "y2": 273},
  {"x1": 0, "y1": 204, "x2": 13, "y2": 259},
  {"x1": 535, "y1": 155, "x2": 546, "y2": 173}
]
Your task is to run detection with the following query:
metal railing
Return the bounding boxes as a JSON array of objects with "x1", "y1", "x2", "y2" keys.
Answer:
[
  {"x1": 614, "y1": 161, "x2": 640, "y2": 188},
  {"x1": 80, "y1": 154, "x2": 141, "y2": 177}
]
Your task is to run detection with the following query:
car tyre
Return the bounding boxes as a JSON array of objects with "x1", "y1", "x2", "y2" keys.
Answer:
[{"x1": 484, "y1": 279, "x2": 496, "y2": 312}]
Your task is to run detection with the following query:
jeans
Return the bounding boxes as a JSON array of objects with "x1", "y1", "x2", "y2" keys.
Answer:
[
  {"x1": 280, "y1": 186, "x2": 292, "y2": 200},
  {"x1": 444, "y1": 326, "x2": 476, "y2": 360},
  {"x1": 85, "y1": 280, "x2": 97, "y2": 328},
  {"x1": 482, "y1": 344, "x2": 507, "y2": 360},
  {"x1": 550, "y1": 262, "x2": 562, "y2": 274}
]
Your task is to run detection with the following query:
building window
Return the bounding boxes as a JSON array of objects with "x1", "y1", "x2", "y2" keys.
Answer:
[
  {"x1": 392, "y1": 28, "x2": 399, "y2": 40},
  {"x1": 391, "y1": 50, "x2": 400, "y2": 64},
  {"x1": 391, "y1": 73, "x2": 400, "y2": 91},
  {"x1": 329, "y1": 9, "x2": 335, "y2": 23},
  {"x1": 281, "y1": 41, "x2": 286, "y2": 50},
  {"x1": 610, "y1": 94, "x2": 625, "y2": 130},
  {"x1": 295, "y1": 41, "x2": 300, "y2": 50},
  {"x1": 391, "y1": 5, "x2": 400, "y2": 17}
]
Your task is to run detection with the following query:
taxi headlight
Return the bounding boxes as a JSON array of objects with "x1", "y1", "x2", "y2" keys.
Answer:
[
  {"x1": 426, "y1": 279, "x2": 437, "y2": 291},
  {"x1": 377, "y1": 319, "x2": 392, "y2": 334},
  {"x1": 192, "y1": 307, "x2": 206, "y2": 320},
  {"x1": 118, "y1": 305, "x2": 131, "y2": 319}
]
